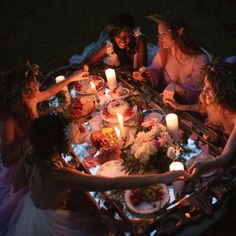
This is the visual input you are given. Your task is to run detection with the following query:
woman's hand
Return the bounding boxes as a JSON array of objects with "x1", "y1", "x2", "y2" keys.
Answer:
[
  {"x1": 133, "y1": 71, "x2": 144, "y2": 81},
  {"x1": 188, "y1": 160, "x2": 211, "y2": 178},
  {"x1": 162, "y1": 83, "x2": 177, "y2": 103},
  {"x1": 83, "y1": 64, "x2": 89, "y2": 73},
  {"x1": 69, "y1": 70, "x2": 89, "y2": 82},
  {"x1": 159, "y1": 170, "x2": 189, "y2": 184}
]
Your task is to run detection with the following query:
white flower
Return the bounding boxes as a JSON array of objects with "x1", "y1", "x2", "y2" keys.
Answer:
[
  {"x1": 133, "y1": 27, "x2": 142, "y2": 38},
  {"x1": 134, "y1": 142, "x2": 157, "y2": 163},
  {"x1": 158, "y1": 131, "x2": 173, "y2": 148}
]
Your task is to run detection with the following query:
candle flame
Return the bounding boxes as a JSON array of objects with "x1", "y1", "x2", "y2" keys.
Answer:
[{"x1": 90, "y1": 81, "x2": 96, "y2": 91}]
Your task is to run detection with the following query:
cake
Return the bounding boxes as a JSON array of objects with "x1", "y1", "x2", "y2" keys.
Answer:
[{"x1": 107, "y1": 100, "x2": 129, "y2": 115}]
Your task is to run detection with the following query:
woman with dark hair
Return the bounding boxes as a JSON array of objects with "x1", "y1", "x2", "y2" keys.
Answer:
[
  {"x1": 189, "y1": 60, "x2": 236, "y2": 175},
  {"x1": 133, "y1": 12, "x2": 209, "y2": 104},
  {"x1": 0, "y1": 63, "x2": 86, "y2": 233},
  {"x1": 7, "y1": 114, "x2": 188, "y2": 235},
  {"x1": 83, "y1": 13, "x2": 147, "y2": 71}
]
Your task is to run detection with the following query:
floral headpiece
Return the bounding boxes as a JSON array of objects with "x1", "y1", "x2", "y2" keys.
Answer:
[
  {"x1": 0, "y1": 61, "x2": 41, "y2": 109},
  {"x1": 204, "y1": 58, "x2": 236, "y2": 103}
]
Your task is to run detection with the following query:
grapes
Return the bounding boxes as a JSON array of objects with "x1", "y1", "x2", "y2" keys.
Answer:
[{"x1": 130, "y1": 184, "x2": 164, "y2": 206}]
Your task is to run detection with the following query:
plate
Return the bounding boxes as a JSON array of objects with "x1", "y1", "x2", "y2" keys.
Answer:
[
  {"x1": 124, "y1": 184, "x2": 170, "y2": 218},
  {"x1": 67, "y1": 97, "x2": 95, "y2": 120},
  {"x1": 96, "y1": 160, "x2": 127, "y2": 177},
  {"x1": 142, "y1": 109, "x2": 166, "y2": 123},
  {"x1": 186, "y1": 152, "x2": 217, "y2": 178},
  {"x1": 70, "y1": 124, "x2": 89, "y2": 144},
  {"x1": 101, "y1": 100, "x2": 138, "y2": 123},
  {"x1": 74, "y1": 75, "x2": 105, "y2": 95},
  {"x1": 109, "y1": 86, "x2": 130, "y2": 100}
]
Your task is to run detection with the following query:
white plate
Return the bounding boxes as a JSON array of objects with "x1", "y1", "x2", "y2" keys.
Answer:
[
  {"x1": 186, "y1": 152, "x2": 217, "y2": 178},
  {"x1": 74, "y1": 75, "x2": 105, "y2": 95},
  {"x1": 96, "y1": 160, "x2": 127, "y2": 177},
  {"x1": 124, "y1": 184, "x2": 170, "y2": 218},
  {"x1": 100, "y1": 101, "x2": 138, "y2": 123},
  {"x1": 109, "y1": 87, "x2": 130, "y2": 100},
  {"x1": 142, "y1": 109, "x2": 166, "y2": 123}
]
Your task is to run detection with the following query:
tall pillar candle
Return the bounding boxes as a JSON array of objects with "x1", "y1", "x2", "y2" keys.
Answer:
[
  {"x1": 169, "y1": 161, "x2": 185, "y2": 198},
  {"x1": 166, "y1": 113, "x2": 179, "y2": 140},
  {"x1": 105, "y1": 68, "x2": 117, "y2": 90}
]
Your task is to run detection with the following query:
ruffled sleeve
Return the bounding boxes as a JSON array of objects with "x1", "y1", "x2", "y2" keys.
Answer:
[{"x1": 181, "y1": 54, "x2": 209, "y2": 104}]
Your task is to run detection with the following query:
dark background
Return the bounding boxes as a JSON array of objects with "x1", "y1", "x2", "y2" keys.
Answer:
[{"x1": 1, "y1": 0, "x2": 235, "y2": 73}]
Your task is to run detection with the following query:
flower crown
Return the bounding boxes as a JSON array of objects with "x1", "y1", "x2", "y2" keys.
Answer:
[{"x1": 204, "y1": 58, "x2": 236, "y2": 103}]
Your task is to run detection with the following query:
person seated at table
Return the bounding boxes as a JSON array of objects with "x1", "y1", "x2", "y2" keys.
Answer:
[
  {"x1": 0, "y1": 63, "x2": 86, "y2": 234},
  {"x1": 0, "y1": 63, "x2": 86, "y2": 167},
  {"x1": 133, "y1": 12, "x2": 209, "y2": 104},
  {"x1": 82, "y1": 13, "x2": 147, "y2": 71},
  {"x1": 188, "y1": 60, "x2": 236, "y2": 176},
  {"x1": 7, "y1": 113, "x2": 189, "y2": 236}
]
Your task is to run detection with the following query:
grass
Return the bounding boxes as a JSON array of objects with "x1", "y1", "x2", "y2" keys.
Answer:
[{"x1": 0, "y1": 0, "x2": 235, "y2": 73}]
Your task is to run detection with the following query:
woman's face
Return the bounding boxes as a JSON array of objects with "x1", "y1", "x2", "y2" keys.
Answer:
[
  {"x1": 157, "y1": 23, "x2": 175, "y2": 49},
  {"x1": 114, "y1": 31, "x2": 130, "y2": 49},
  {"x1": 202, "y1": 78, "x2": 215, "y2": 105}
]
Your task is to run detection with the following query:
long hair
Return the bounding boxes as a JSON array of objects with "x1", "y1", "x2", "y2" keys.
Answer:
[
  {"x1": 0, "y1": 63, "x2": 39, "y2": 134},
  {"x1": 203, "y1": 59, "x2": 236, "y2": 113},
  {"x1": 109, "y1": 13, "x2": 137, "y2": 67},
  {"x1": 148, "y1": 13, "x2": 203, "y2": 66}
]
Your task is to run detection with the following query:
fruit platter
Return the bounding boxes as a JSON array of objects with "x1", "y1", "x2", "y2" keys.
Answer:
[
  {"x1": 101, "y1": 99, "x2": 137, "y2": 123},
  {"x1": 124, "y1": 184, "x2": 170, "y2": 218},
  {"x1": 74, "y1": 75, "x2": 105, "y2": 95}
]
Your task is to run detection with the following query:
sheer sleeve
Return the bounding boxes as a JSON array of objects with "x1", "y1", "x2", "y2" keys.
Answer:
[{"x1": 181, "y1": 54, "x2": 209, "y2": 104}]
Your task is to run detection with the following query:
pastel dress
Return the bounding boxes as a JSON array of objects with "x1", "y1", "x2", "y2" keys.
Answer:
[
  {"x1": 0, "y1": 147, "x2": 29, "y2": 235},
  {"x1": 7, "y1": 164, "x2": 110, "y2": 236},
  {"x1": 148, "y1": 53, "x2": 209, "y2": 104}
]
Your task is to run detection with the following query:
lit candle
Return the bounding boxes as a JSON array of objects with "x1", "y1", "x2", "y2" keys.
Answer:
[
  {"x1": 114, "y1": 126, "x2": 123, "y2": 149},
  {"x1": 117, "y1": 113, "x2": 125, "y2": 138},
  {"x1": 169, "y1": 161, "x2": 185, "y2": 198},
  {"x1": 166, "y1": 113, "x2": 179, "y2": 140},
  {"x1": 90, "y1": 81, "x2": 96, "y2": 91},
  {"x1": 55, "y1": 75, "x2": 70, "y2": 102},
  {"x1": 105, "y1": 68, "x2": 117, "y2": 90}
]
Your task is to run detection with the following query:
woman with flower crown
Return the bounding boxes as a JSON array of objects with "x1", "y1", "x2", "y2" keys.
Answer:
[
  {"x1": 187, "y1": 60, "x2": 236, "y2": 175},
  {"x1": 0, "y1": 63, "x2": 86, "y2": 233},
  {"x1": 7, "y1": 113, "x2": 188, "y2": 235},
  {"x1": 133, "y1": 12, "x2": 210, "y2": 104},
  {"x1": 81, "y1": 13, "x2": 147, "y2": 71}
]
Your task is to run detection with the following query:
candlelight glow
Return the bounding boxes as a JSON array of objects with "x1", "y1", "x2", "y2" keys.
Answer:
[
  {"x1": 166, "y1": 113, "x2": 179, "y2": 139},
  {"x1": 90, "y1": 81, "x2": 96, "y2": 91},
  {"x1": 55, "y1": 75, "x2": 65, "y2": 83},
  {"x1": 105, "y1": 68, "x2": 117, "y2": 90},
  {"x1": 117, "y1": 113, "x2": 125, "y2": 138},
  {"x1": 169, "y1": 161, "x2": 184, "y2": 171},
  {"x1": 114, "y1": 126, "x2": 123, "y2": 148}
]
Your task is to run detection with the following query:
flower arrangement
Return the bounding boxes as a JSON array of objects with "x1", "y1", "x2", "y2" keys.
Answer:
[{"x1": 122, "y1": 122, "x2": 175, "y2": 174}]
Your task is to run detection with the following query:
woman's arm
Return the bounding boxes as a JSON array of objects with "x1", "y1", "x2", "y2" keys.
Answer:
[
  {"x1": 135, "y1": 36, "x2": 147, "y2": 69},
  {"x1": 56, "y1": 168, "x2": 188, "y2": 192},
  {"x1": 83, "y1": 45, "x2": 107, "y2": 71},
  {"x1": 36, "y1": 70, "x2": 86, "y2": 103},
  {"x1": 190, "y1": 125, "x2": 236, "y2": 177}
]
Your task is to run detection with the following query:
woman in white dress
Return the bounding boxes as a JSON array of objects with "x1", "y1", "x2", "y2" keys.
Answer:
[{"x1": 8, "y1": 114, "x2": 189, "y2": 236}]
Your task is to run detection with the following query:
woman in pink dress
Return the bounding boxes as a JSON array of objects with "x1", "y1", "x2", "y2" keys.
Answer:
[{"x1": 133, "y1": 13, "x2": 209, "y2": 104}]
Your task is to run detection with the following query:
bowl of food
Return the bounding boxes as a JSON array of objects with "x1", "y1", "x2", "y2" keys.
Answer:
[
  {"x1": 124, "y1": 184, "x2": 170, "y2": 218},
  {"x1": 74, "y1": 75, "x2": 105, "y2": 95}
]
